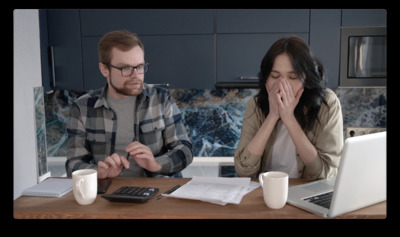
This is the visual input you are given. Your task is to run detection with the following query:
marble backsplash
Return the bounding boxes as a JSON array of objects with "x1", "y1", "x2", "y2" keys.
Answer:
[
  {"x1": 42, "y1": 87, "x2": 387, "y2": 158},
  {"x1": 34, "y1": 87, "x2": 48, "y2": 176}
]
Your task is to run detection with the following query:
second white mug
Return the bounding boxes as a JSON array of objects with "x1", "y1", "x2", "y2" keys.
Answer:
[{"x1": 259, "y1": 171, "x2": 288, "y2": 209}]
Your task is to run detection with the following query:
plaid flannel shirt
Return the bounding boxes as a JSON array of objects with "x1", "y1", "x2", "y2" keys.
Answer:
[{"x1": 66, "y1": 83, "x2": 193, "y2": 177}]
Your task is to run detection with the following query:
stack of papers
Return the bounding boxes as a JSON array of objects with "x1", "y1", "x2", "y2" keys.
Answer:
[{"x1": 163, "y1": 176, "x2": 260, "y2": 205}]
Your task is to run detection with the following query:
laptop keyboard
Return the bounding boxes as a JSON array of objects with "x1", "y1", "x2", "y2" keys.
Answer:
[{"x1": 304, "y1": 191, "x2": 333, "y2": 209}]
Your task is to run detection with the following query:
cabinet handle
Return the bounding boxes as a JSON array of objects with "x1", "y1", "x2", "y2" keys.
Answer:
[
  {"x1": 240, "y1": 77, "x2": 258, "y2": 80},
  {"x1": 49, "y1": 46, "x2": 56, "y2": 89},
  {"x1": 149, "y1": 83, "x2": 170, "y2": 87}
]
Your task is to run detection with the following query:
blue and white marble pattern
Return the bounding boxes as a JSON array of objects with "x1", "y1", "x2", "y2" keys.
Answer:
[
  {"x1": 41, "y1": 87, "x2": 386, "y2": 158},
  {"x1": 170, "y1": 89, "x2": 258, "y2": 156},
  {"x1": 33, "y1": 87, "x2": 48, "y2": 176},
  {"x1": 334, "y1": 87, "x2": 387, "y2": 128},
  {"x1": 44, "y1": 90, "x2": 87, "y2": 157}
]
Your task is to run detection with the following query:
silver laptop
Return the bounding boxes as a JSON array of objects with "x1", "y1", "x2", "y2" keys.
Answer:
[{"x1": 287, "y1": 131, "x2": 386, "y2": 218}]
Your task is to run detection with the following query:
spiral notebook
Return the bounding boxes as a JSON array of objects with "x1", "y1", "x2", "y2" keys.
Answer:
[{"x1": 22, "y1": 178, "x2": 73, "y2": 198}]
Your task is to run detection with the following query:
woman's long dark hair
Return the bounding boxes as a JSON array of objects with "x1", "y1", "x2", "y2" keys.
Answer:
[{"x1": 255, "y1": 36, "x2": 328, "y2": 132}]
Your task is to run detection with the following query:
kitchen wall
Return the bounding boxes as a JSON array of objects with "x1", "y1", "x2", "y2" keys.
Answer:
[
  {"x1": 14, "y1": 10, "x2": 43, "y2": 200},
  {"x1": 42, "y1": 87, "x2": 386, "y2": 158}
]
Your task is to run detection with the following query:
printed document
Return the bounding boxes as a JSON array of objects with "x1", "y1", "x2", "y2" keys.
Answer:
[{"x1": 163, "y1": 176, "x2": 260, "y2": 205}]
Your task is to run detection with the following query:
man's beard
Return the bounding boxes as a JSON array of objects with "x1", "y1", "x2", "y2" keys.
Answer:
[{"x1": 109, "y1": 76, "x2": 143, "y2": 96}]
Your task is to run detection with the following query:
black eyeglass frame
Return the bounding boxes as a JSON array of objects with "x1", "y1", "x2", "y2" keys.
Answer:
[{"x1": 107, "y1": 63, "x2": 149, "y2": 77}]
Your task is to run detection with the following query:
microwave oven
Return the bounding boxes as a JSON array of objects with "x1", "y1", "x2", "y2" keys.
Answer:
[{"x1": 339, "y1": 26, "x2": 387, "y2": 87}]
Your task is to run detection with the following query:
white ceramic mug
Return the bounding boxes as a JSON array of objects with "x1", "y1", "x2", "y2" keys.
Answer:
[
  {"x1": 72, "y1": 169, "x2": 97, "y2": 205},
  {"x1": 259, "y1": 171, "x2": 289, "y2": 209}
]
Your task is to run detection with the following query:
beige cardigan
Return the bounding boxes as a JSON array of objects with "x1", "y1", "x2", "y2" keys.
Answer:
[{"x1": 234, "y1": 88, "x2": 343, "y2": 180}]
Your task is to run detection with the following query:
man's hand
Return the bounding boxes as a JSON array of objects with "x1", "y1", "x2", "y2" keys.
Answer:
[
  {"x1": 125, "y1": 141, "x2": 161, "y2": 173},
  {"x1": 97, "y1": 153, "x2": 130, "y2": 179}
]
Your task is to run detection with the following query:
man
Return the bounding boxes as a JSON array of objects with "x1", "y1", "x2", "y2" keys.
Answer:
[{"x1": 66, "y1": 30, "x2": 193, "y2": 178}]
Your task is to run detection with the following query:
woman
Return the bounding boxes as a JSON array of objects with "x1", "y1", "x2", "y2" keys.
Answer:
[{"x1": 234, "y1": 36, "x2": 343, "y2": 180}]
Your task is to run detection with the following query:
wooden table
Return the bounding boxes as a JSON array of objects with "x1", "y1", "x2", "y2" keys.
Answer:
[{"x1": 13, "y1": 177, "x2": 386, "y2": 219}]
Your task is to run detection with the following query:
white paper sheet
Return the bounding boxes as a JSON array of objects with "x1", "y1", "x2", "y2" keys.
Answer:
[{"x1": 163, "y1": 176, "x2": 260, "y2": 205}]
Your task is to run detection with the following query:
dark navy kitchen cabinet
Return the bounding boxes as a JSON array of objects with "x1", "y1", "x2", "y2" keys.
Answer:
[
  {"x1": 80, "y1": 9, "x2": 215, "y2": 89},
  {"x1": 80, "y1": 9, "x2": 214, "y2": 36},
  {"x1": 215, "y1": 9, "x2": 309, "y2": 87},
  {"x1": 342, "y1": 9, "x2": 386, "y2": 27},
  {"x1": 309, "y1": 9, "x2": 342, "y2": 89},
  {"x1": 40, "y1": 9, "x2": 386, "y2": 90},
  {"x1": 41, "y1": 9, "x2": 215, "y2": 90},
  {"x1": 82, "y1": 34, "x2": 215, "y2": 89},
  {"x1": 216, "y1": 33, "x2": 309, "y2": 85},
  {"x1": 216, "y1": 9, "x2": 309, "y2": 33},
  {"x1": 41, "y1": 10, "x2": 84, "y2": 91}
]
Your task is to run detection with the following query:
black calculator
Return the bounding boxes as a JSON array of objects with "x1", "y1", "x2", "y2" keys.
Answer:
[{"x1": 101, "y1": 186, "x2": 159, "y2": 203}]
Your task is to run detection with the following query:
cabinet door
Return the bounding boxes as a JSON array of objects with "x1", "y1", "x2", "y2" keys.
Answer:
[
  {"x1": 81, "y1": 37, "x2": 105, "y2": 90},
  {"x1": 216, "y1": 33, "x2": 309, "y2": 84},
  {"x1": 342, "y1": 9, "x2": 386, "y2": 27},
  {"x1": 80, "y1": 9, "x2": 215, "y2": 36},
  {"x1": 216, "y1": 9, "x2": 309, "y2": 33},
  {"x1": 141, "y1": 35, "x2": 215, "y2": 89},
  {"x1": 46, "y1": 10, "x2": 84, "y2": 90},
  {"x1": 39, "y1": 10, "x2": 51, "y2": 92},
  {"x1": 309, "y1": 9, "x2": 341, "y2": 89},
  {"x1": 82, "y1": 35, "x2": 215, "y2": 89}
]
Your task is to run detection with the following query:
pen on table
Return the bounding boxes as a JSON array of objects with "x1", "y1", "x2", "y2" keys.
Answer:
[{"x1": 156, "y1": 185, "x2": 181, "y2": 200}]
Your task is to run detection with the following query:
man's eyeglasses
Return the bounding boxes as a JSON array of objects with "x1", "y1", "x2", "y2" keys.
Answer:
[{"x1": 108, "y1": 63, "x2": 149, "y2": 77}]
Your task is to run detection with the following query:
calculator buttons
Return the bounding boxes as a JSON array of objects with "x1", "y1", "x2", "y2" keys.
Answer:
[{"x1": 101, "y1": 186, "x2": 159, "y2": 203}]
